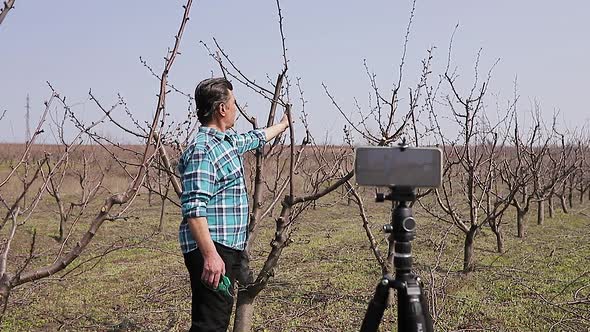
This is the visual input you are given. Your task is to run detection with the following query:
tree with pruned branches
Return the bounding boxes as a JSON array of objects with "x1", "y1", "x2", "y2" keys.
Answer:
[
  {"x1": 133, "y1": 2, "x2": 355, "y2": 330},
  {"x1": 425, "y1": 39, "x2": 518, "y2": 272},
  {"x1": 0, "y1": 0, "x2": 193, "y2": 321}
]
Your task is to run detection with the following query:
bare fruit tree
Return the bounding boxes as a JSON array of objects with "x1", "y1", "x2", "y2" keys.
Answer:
[
  {"x1": 482, "y1": 119, "x2": 519, "y2": 254},
  {"x1": 544, "y1": 126, "x2": 579, "y2": 218},
  {"x1": 0, "y1": 0, "x2": 193, "y2": 320},
  {"x1": 323, "y1": 0, "x2": 436, "y2": 273},
  {"x1": 426, "y1": 41, "x2": 513, "y2": 273},
  {"x1": 526, "y1": 113, "x2": 575, "y2": 226},
  {"x1": 576, "y1": 133, "x2": 590, "y2": 203},
  {"x1": 138, "y1": 1, "x2": 355, "y2": 330},
  {"x1": 501, "y1": 111, "x2": 542, "y2": 238}
]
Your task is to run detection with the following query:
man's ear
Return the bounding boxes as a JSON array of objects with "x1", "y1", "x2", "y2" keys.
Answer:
[{"x1": 217, "y1": 103, "x2": 227, "y2": 117}]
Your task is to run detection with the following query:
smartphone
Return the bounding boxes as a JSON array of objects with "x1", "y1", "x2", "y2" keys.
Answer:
[{"x1": 354, "y1": 146, "x2": 442, "y2": 188}]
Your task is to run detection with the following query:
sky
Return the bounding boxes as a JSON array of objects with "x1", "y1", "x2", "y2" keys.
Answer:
[{"x1": 1, "y1": 0, "x2": 589, "y2": 144}]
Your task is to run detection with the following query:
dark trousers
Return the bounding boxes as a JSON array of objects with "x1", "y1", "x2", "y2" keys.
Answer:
[{"x1": 183, "y1": 243, "x2": 241, "y2": 332}]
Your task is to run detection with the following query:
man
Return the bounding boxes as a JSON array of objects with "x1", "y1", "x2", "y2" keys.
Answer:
[{"x1": 178, "y1": 77, "x2": 290, "y2": 332}]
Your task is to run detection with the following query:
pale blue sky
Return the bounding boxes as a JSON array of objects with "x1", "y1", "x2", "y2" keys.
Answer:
[{"x1": 1, "y1": 1, "x2": 589, "y2": 143}]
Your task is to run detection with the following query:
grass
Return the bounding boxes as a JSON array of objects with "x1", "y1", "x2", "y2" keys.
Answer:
[{"x1": 1, "y1": 184, "x2": 589, "y2": 331}]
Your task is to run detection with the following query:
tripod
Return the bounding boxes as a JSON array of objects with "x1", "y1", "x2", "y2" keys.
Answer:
[{"x1": 360, "y1": 186, "x2": 434, "y2": 332}]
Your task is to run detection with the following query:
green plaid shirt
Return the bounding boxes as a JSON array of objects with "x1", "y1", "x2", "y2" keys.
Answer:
[{"x1": 178, "y1": 126, "x2": 266, "y2": 253}]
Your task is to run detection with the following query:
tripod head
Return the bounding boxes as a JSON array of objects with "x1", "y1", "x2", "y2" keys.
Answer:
[{"x1": 377, "y1": 186, "x2": 416, "y2": 243}]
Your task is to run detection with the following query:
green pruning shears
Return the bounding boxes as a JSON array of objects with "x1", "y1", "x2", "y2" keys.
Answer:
[{"x1": 203, "y1": 275, "x2": 233, "y2": 298}]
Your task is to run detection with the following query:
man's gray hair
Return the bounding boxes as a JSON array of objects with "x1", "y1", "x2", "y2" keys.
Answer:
[{"x1": 194, "y1": 77, "x2": 233, "y2": 124}]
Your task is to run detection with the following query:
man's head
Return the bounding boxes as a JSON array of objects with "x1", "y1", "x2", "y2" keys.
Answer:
[{"x1": 195, "y1": 77, "x2": 237, "y2": 128}]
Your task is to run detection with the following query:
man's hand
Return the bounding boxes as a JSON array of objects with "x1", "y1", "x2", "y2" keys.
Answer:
[
  {"x1": 264, "y1": 111, "x2": 293, "y2": 141},
  {"x1": 186, "y1": 216, "x2": 226, "y2": 289},
  {"x1": 279, "y1": 112, "x2": 291, "y2": 129},
  {"x1": 201, "y1": 249, "x2": 226, "y2": 289}
]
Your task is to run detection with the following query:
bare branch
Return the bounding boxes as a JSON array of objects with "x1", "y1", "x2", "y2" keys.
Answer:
[{"x1": 0, "y1": 0, "x2": 16, "y2": 26}]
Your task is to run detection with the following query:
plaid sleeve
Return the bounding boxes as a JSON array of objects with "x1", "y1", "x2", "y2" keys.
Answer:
[
  {"x1": 233, "y1": 129, "x2": 267, "y2": 155},
  {"x1": 180, "y1": 149, "x2": 216, "y2": 218}
]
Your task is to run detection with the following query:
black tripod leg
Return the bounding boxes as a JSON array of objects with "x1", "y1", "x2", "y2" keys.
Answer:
[
  {"x1": 397, "y1": 278, "x2": 434, "y2": 332},
  {"x1": 359, "y1": 276, "x2": 392, "y2": 332}
]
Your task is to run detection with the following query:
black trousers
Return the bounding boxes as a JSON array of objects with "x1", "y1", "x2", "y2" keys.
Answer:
[{"x1": 183, "y1": 243, "x2": 242, "y2": 332}]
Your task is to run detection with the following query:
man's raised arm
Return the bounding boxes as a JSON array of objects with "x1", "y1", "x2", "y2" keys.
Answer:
[{"x1": 263, "y1": 113, "x2": 291, "y2": 141}]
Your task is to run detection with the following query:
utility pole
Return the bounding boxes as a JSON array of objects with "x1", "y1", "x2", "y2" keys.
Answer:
[
  {"x1": 24, "y1": 94, "x2": 31, "y2": 208},
  {"x1": 25, "y1": 94, "x2": 31, "y2": 143}
]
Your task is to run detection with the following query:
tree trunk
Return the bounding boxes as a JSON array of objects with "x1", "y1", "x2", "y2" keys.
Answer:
[
  {"x1": 517, "y1": 209, "x2": 526, "y2": 238},
  {"x1": 560, "y1": 195, "x2": 569, "y2": 214},
  {"x1": 158, "y1": 199, "x2": 165, "y2": 232},
  {"x1": 495, "y1": 229, "x2": 504, "y2": 254},
  {"x1": 158, "y1": 180, "x2": 170, "y2": 233},
  {"x1": 233, "y1": 291, "x2": 256, "y2": 332},
  {"x1": 537, "y1": 200, "x2": 545, "y2": 225},
  {"x1": 548, "y1": 196, "x2": 554, "y2": 218},
  {"x1": 59, "y1": 217, "x2": 65, "y2": 242},
  {"x1": 580, "y1": 185, "x2": 589, "y2": 204},
  {"x1": 232, "y1": 200, "x2": 297, "y2": 332},
  {"x1": 463, "y1": 227, "x2": 478, "y2": 273},
  {"x1": 0, "y1": 276, "x2": 11, "y2": 323},
  {"x1": 489, "y1": 218, "x2": 503, "y2": 253},
  {"x1": 568, "y1": 181, "x2": 574, "y2": 208}
]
